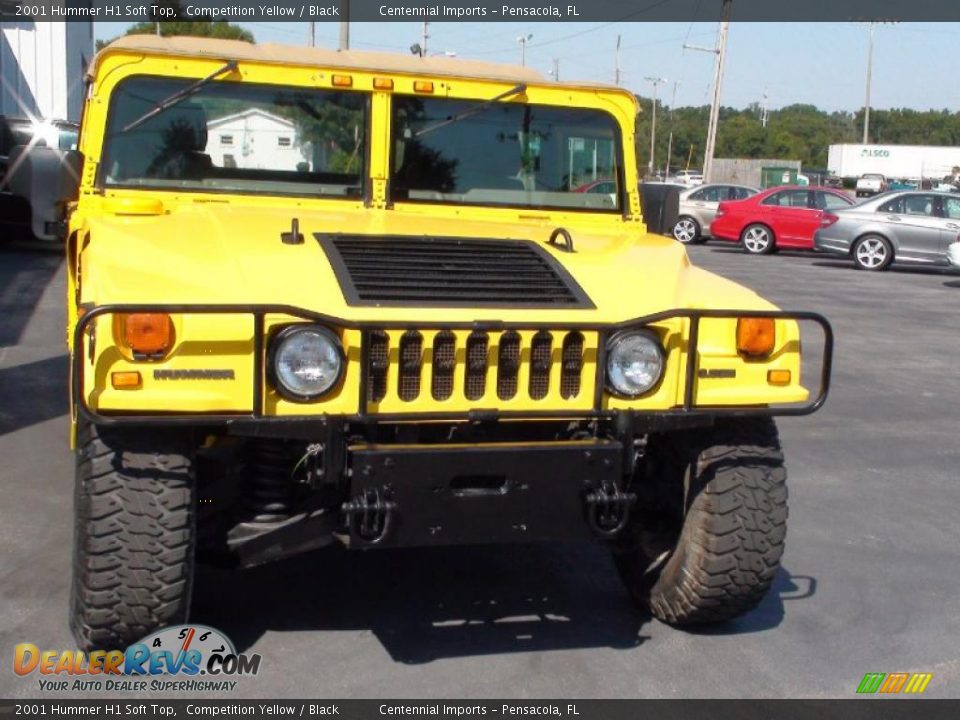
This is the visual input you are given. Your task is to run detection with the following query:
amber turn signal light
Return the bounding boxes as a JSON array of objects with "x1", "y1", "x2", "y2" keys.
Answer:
[
  {"x1": 373, "y1": 77, "x2": 394, "y2": 90},
  {"x1": 737, "y1": 317, "x2": 776, "y2": 357},
  {"x1": 413, "y1": 80, "x2": 434, "y2": 93},
  {"x1": 767, "y1": 369, "x2": 791, "y2": 386},
  {"x1": 332, "y1": 74, "x2": 353, "y2": 87},
  {"x1": 120, "y1": 313, "x2": 174, "y2": 357},
  {"x1": 111, "y1": 371, "x2": 142, "y2": 389}
]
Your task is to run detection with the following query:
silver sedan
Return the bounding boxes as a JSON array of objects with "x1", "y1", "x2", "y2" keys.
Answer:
[
  {"x1": 672, "y1": 184, "x2": 759, "y2": 244},
  {"x1": 814, "y1": 191, "x2": 960, "y2": 271}
]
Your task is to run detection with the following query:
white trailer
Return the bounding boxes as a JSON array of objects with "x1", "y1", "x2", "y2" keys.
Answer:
[
  {"x1": 828, "y1": 144, "x2": 960, "y2": 181},
  {"x1": 1, "y1": 21, "x2": 93, "y2": 122}
]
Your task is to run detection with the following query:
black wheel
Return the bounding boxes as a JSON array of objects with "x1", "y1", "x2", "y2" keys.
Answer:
[
  {"x1": 852, "y1": 234, "x2": 893, "y2": 271},
  {"x1": 614, "y1": 418, "x2": 787, "y2": 626},
  {"x1": 741, "y1": 224, "x2": 775, "y2": 255},
  {"x1": 672, "y1": 216, "x2": 702, "y2": 244},
  {"x1": 70, "y1": 421, "x2": 196, "y2": 651}
]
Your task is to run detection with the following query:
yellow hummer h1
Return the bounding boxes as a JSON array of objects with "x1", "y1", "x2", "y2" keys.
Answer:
[{"x1": 46, "y1": 36, "x2": 831, "y2": 649}]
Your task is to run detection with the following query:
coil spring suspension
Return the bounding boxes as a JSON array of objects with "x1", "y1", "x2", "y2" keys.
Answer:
[{"x1": 245, "y1": 440, "x2": 293, "y2": 523}]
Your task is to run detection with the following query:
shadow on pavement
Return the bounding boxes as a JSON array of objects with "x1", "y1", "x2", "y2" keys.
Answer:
[
  {"x1": 944, "y1": 280, "x2": 960, "y2": 288},
  {"x1": 811, "y1": 260, "x2": 953, "y2": 277},
  {"x1": 0, "y1": 354, "x2": 69, "y2": 436},
  {"x1": 0, "y1": 246, "x2": 64, "y2": 348},
  {"x1": 193, "y1": 542, "x2": 650, "y2": 663},
  {"x1": 680, "y1": 569, "x2": 816, "y2": 636}
]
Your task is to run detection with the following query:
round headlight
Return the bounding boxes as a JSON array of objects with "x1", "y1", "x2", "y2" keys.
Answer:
[
  {"x1": 271, "y1": 326, "x2": 343, "y2": 401},
  {"x1": 605, "y1": 331, "x2": 665, "y2": 398}
]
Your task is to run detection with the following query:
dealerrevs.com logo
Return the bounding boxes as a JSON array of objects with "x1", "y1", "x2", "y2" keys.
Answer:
[{"x1": 14, "y1": 625, "x2": 262, "y2": 692}]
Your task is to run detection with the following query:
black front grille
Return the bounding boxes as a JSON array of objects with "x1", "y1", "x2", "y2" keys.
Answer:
[
  {"x1": 318, "y1": 234, "x2": 593, "y2": 308},
  {"x1": 529, "y1": 331, "x2": 553, "y2": 400},
  {"x1": 465, "y1": 331, "x2": 489, "y2": 401},
  {"x1": 497, "y1": 331, "x2": 521, "y2": 400},
  {"x1": 560, "y1": 332, "x2": 584, "y2": 399},
  {"x1": 431, "y1": 331, "x2": 456, "y2": 401},
  {"x1": 398, "y1": 331, "x2": 422, "y2": 402},
  {"x1": 367, "y1": 331, "x2": 389, "y2": 403}
]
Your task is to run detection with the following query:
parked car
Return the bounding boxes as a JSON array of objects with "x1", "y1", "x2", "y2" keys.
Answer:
[
  {"x1": 1, "y1": 115, "x2": 79, "y2": 241},
  {"x1": 814, "y1": 191, "x2": 960, "y2": 271},
  {"x1": 710, "y1": 186, "x2": 854, "y2": 254},
  {"x1": 672, "y1": 183, "x2": 759, "y2": 244},
  {"x1": 673, "y1": 170, "x2": 704, "y2": 187},
  {"x1": 855, "y1": 173, "x2": 888, "y2": 198}
]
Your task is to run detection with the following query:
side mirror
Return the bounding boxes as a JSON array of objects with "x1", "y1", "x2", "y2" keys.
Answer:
[{"x1": 4, "y1": 146, "x2": 82, "y2": 241}]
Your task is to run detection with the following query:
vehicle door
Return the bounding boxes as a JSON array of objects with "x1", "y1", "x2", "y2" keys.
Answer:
[
  {"x1": 759, "y1": 189, "x2": 817, "y2": 245},
  {"x1": 684, "y1": 185, "x2": 724, "y2": 226},
  {"x1": 938, "y1": 195, "x2": 960, "y2": 261},
  {"x1": 879, "y1": 193, "x2": 944, "y2": 262}
]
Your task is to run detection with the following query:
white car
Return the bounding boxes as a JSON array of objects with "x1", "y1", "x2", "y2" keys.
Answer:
[
  {"x1": 674, "y1": 170, "x2": 704, "y2": 187},
  {"x1": 948, "y1": 237, "x2": 960, "y2": 268}
]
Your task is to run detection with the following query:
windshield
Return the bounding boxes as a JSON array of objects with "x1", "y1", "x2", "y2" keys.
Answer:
[
  {"x1": 100, "y1": 77, "x2": 367, "y2": 198},
  {"x1": 391, "y1": 96, "x2": 622, "y2": 212}
]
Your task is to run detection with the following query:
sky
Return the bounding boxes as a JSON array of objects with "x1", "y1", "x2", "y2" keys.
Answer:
[{"x1": 93, "y1": 21, "x2": 958, "y2": 113}]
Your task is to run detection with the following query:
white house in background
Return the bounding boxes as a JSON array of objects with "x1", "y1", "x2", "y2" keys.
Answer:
[
  {"x1": 205, "y1": 109, "x2": 308, "y2": 171},
  {"x1": 1, "y1": 21, "x2": 93, "y2": 122}
]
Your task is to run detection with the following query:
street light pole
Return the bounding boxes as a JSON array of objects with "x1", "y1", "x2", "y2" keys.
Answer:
[
  {"x1": 517, "y1": 34, "x2": 533, "y2": 66},
  {"x1": 645, "y1": 77, "x2": 667, "y2": 177}
]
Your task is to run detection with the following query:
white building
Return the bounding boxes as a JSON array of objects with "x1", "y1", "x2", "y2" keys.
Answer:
[
  {"x1": 828, "y1": 143, "x2": 960, "y2": 181},
  {"x1": 0, "y1": 21, "x2": 93, "y2": 122},
  {"x1": 206, "y1": 109, "x2": 309, "y2": 171}
]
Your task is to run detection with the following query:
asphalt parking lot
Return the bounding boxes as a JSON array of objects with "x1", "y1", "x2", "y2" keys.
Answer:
[{"x1": 1, "y1": 239, "x2": 958, "y2": 699}]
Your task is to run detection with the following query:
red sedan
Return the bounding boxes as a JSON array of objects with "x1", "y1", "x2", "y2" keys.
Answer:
[{"x1": 709, "y1": 186, "x2": 854, "y2": 254}]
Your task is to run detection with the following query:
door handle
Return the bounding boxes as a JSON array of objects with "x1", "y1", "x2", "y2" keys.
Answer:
[
  {"x1": 885, "y1": 215, "x2": 901, "y2": 222},
  {"x1": 945, "y1": 222, "x2": 960, "y2": 230}
]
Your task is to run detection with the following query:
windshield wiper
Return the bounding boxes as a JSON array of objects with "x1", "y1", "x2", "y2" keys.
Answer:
[
  {"x1": 414, "y1": 83, "x2": 527, "y2": 138},
  {"x1": 121, "y1": 60, "x2": 238, "y2": 133}
]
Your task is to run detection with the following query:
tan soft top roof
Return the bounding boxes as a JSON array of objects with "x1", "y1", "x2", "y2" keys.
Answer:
[{"x1": 96, "y1": 35, "x2": 556, "y2": 86}]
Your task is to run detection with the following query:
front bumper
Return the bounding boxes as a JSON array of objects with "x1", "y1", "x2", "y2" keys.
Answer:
[
  {"x1": 813, "y1": 233, "x2": 852, "y2": 255},
  {"x1": 72, "y1": 304, "x2": 833, "y2": 427},
  {"x1": 344, "y1": 439, "x2": 627, "y2": 547}
]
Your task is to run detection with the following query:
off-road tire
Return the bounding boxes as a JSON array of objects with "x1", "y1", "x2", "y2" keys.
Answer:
[
  {"x1": 70, "y1": 421, "x2": 196, "y2": 651},
  {"x1": 614, "y1": 418, "x2": 787, "y2": 626}
]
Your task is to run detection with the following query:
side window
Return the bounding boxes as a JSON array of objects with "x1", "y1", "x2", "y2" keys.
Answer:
[
  {"x1": 729, "y1": 186, "x2": 753, "y2": 200},
  {"x1": 699, "y1": 186, "x2": 723, "y2": 202},
  {"x1": 687, "y1": 189, "x2": 706, "y2": 201},
  {"x1": 943, "y1": 197, "x2": 960, "y2": 219},
  {"x1": 879, "y1": 197, "x2": 903, "y2": 214},
  {"x1": 817, "y1": 192, "x2": 852, "y2": 210},
  {"x1": 902, "y1": 194, "x2": 936, "y2": 217},
  {"x1": 762, "y1": 190, "x2": 809, "y2": 207}
]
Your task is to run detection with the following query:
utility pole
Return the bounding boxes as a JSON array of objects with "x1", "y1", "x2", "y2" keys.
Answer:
[
  {"x1": 338, "y1": 0, "x2": 350, "y2": 50},
  {"x1": 761, "y1": 90, "x2": 769, "y2": 128},
  {"x1": 551, "y1": 58, "x2": 560, "y2": 82},
  {"x1": 645, "y1": 77, "x2": 667, "y2": 178},
  {"x1": 421, "y1": 22, "x2": 430, "y2": 57},
  {"x1": 665, "y1": 80, "x2": 680, "y2": 180},
  {"x1": 684, "y1": 0, "x2": 732, "y2": 182},
  {"x1": 863, "y1": 22, "x2": 875, "y2": 144},
  {"x1": 614, "y1": 35, "x2": 622, "y2": 86},
  {"x1": 517, "y1": 34, "x2": 533, "y2": 66},
  {"x1": 308, "y1": 22, "x2": 315, "y2": 47}
]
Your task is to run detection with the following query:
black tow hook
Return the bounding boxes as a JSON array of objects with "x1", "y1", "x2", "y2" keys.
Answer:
[
  {"x1": 342, "y1": 486, "x2": 397, "y2": 544},
  {"x1": 585, "y1": 480, "x2": 636, "y2": 538}
]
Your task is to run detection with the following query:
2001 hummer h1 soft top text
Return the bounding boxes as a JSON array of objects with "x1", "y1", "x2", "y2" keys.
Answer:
[{"x1": 36, "y1": 36, "x2": 832, "y2": 649}]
